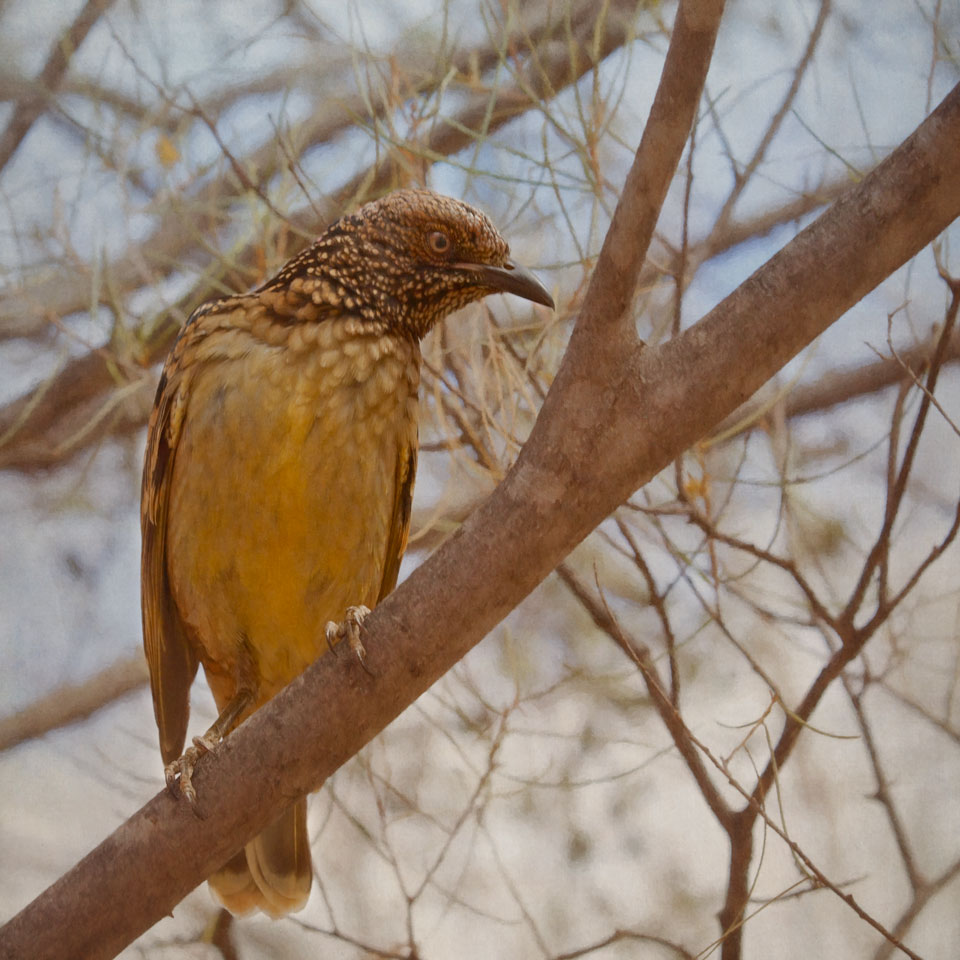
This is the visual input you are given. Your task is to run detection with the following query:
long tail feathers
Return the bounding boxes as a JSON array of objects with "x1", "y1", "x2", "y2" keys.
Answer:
[{"x1": 208, "y1": 798, "x2": 312, "y2": 918}]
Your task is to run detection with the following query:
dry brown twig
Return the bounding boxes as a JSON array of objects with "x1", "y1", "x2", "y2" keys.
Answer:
[
  {"x1": 0, "y1": 0, "x2": 118, "y2": 175},
  {"x1": 0, "y1": 656, "x2": 148, "y2": 753},
  {"x1": 0, "y1": 0, "x2": 642, "y2": 474}
]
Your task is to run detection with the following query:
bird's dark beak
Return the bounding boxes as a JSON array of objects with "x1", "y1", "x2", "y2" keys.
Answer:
[{"x1": 460, "y1": 259, "x2": 554, "y2": 310}]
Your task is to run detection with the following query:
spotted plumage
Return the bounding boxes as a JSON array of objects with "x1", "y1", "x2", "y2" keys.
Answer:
[{"x1": 141, "y1": 188, "x2": 553, "y2": 918}]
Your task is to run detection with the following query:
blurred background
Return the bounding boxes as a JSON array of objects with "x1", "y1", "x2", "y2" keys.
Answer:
[{"x1": 1, "y1": 0, "x2": 958, "y2": 957}]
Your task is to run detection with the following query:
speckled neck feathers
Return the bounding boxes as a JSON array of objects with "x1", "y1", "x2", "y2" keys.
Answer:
[{"x1": 253, "y1": 189, "x2": 513, "y2": 339}]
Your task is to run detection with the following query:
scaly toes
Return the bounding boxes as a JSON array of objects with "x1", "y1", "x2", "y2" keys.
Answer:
[
  {"x1": 164, "y1": 732, "x2": 220, "y2": 807},
  {"x1": 325, "y1": 604, "x2": 372, "y2": 665},
  {"x1": 344, "y1": 604, "x2": 371, "y2": 662},
  {"x1": 165, "y1": 751, "x2": 197, "y2": 804}
]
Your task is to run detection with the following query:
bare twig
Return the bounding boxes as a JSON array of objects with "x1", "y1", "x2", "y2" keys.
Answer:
[
  {"x1": 0, "y1": 0, "x2": 118, "y2": 175},
  {"x1": 709, "y1": 0, "x2": 832, "y2": 239},
  {"x1": 0, "y1": 656, "x2": 148, "y2": 753}
]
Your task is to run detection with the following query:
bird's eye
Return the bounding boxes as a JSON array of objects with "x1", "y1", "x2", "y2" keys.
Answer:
[{"x1": 427, "y1": 231, "x2": 451, "y2": 255}]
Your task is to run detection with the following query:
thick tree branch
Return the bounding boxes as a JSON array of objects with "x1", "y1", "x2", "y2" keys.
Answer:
[{"x1": 2, "y1": 23, "x2": 958, "y2": 960}]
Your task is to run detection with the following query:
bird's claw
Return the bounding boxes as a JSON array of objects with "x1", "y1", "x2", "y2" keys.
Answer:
[
  {"x1": 325, "y1": 604, "x2": 371, "y2": 668},
  {"x1": 164, "y1": 731, "x2": 219, "y2": 811}
]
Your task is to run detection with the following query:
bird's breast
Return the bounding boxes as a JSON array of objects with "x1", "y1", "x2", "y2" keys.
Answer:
[{"x1": 166, "y1": 315, "x2": 420, "y2": 706}]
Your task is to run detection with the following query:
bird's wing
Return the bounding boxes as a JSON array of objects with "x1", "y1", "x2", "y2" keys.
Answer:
[
  {"x1": 141, "y1": 335, "x2": 199, "y2": 765},
  {"x1": 378, "y1": 439, "x2": 417, "y2": 600},
  {"x1": 141, "y1": 295, "x2": 274, "y2": 763}
]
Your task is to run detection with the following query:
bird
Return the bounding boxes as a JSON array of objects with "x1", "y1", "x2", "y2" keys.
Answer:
[{"x1": 140, "y1": 188, "x2": 554, "y2": 918}]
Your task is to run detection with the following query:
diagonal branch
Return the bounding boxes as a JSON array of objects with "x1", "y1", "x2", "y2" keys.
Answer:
[
  {"x1": 556, "y1": 561, "x2": 735, "y2": 831},
  {"x1": 708, "y1": 0, "x2": 832, "y2": 240},
  {"x1": 712, "y1": 325, "x2": 960, "y2": 438}
]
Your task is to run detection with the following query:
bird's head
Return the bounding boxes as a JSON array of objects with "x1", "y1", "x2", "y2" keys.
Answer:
[{"x1": 301, "y1": 189, "x2": 554, "y2": 338}]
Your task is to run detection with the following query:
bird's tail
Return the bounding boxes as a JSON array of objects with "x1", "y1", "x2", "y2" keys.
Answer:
[{"x1": 208, "y1": 797, "x2": 312, "y2": 917}]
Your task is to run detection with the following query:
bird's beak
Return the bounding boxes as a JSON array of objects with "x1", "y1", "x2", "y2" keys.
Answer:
[{"x1": 459, "y1": 259, "x2": 554, "y2": 310}]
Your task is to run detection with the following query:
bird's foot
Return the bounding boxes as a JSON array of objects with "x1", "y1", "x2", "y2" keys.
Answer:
[
  {"x1": 164, "y1": 731, "x2": 220, "y2": 808},
  {"x1": 325, "y1": 604, "x2": 372, "y2": 667}
]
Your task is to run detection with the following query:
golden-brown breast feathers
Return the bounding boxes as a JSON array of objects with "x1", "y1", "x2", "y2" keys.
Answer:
[{"x1": 156, "y1": 308, "x2": 419, "y2": 718}]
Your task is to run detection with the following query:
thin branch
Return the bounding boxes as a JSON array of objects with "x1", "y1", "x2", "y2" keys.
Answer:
[
  {"x1": 550, "y1": 929, "x2": 695, "y2": 960},
  {"x1": 685, "y1": 729, "x2": 927, "y2": 960},
  {"x1": 710, "y1": 326, "x2": 960, "y2": 441},
  {"x1": 555, "y1": 561, "x2": 735, "y2": 833},
  {"x1": 0, "y1": 656, "x2": 148, "y2": 753},
  {"x1": 841, "y1": 274, "x2": 960, "y2": 625},
  {"x1": 613, "y1": 516, "x2": 682, "y2": 703},
  {"x1": 873, "y1": 856, "x2": 960, "y2": 960},
  {"x1": 683, "y1": 512, "x2": 837, "y2": 630},
  {"x1": 709, "y1": 0, "x2": 832, "y2": 239},
  {"x1": 0, "y1": 0, "x2": 118, "y2": 175},
  {"x1": 843, "y1": 677, "x2": 922, "y2": 891}
]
